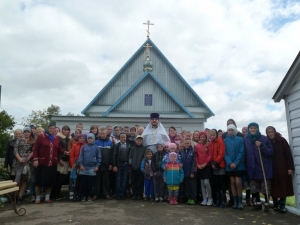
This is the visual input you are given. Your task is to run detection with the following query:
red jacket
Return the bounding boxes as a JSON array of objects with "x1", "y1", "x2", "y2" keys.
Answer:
[
  {"x1": 69, "y1": 141, "x2": 86, "y2": 167},
  {"x1": 33, "y1": 133, "x2": 65, "y2": 167},
  {"x1": 194, "y1": 142, "x2": 211, "y2": 165},
  {"x1": 209, "y1": 137, "x2": 225, "y2": 168}
]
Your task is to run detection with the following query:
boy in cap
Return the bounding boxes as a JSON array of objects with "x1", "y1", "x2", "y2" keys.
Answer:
[
  {"x1": 129, "y1": 135, "x2": 146, "y2": 200},
  {"x1": 77, "y1": 133, "x2": 101, "y2": 201},
  {"x1": 164, "y1": 152, "x2": 184, "y2": 205}
]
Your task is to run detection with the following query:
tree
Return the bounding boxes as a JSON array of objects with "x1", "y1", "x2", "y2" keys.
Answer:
[
  {"x1": 22, "y1": 104, "x2": 61, "y2": 128},
  {"x1": 0, "y1": 110, "x2": 16, "y2": 158}
]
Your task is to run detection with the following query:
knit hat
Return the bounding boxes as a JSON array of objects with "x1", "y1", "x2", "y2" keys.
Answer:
[
  {"x1": 87, "y1": 133, "x2": 95, "y2": 140},
  {"x1": 23, "y1": 127, "x2": 31, "y2": 132},
  {"x1": 150, "y1": 113, "x2": 159, "y2": 119},
  {"x1": 169, "y1": 152, "x2": 177, "y2": 160},
  {"x1": 79, "y1": 134, "x2": 86, "y2": 139},
  {"x1": 135, "y1": 135, "x2": 143, "y2": 140},
  {"x1": 169, "y1": 143, "x2": 177, "y2": 149},
  {"x1": 227, "y1": 124, "x2": 237, "y2": 134}
]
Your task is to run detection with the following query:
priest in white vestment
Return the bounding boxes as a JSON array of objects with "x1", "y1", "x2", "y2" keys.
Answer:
[{"x1": 142, "y1": 113, "x2": 170, "y2": 153}]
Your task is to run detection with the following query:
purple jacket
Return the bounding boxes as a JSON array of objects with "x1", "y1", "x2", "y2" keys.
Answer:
[{"x1": 244, "y1": 135, "x2": 273, "y2": 180}]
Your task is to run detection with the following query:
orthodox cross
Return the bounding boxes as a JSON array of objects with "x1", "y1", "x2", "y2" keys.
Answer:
[
  {"x1": 143, "y1": 20, "x2": 154, "y2": 38},
  {"x1": 143, "y1": 43, "x2": 152, "y2": 59}
]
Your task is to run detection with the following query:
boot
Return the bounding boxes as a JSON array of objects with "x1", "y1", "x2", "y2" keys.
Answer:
[
  {"x1": 279, "y1": 199, "x2": 287, "y2": 213},
  {"x1": 238, "y1": 196, "x2": 243, "y2": 210},
  {"x1": 173, "y1": 196, "x2": 178, "y2": 205},
  {"x1": 232, "y1": 196, "x2": 238, "y2": 209},
  {"x1": 220, "y1": 193, "x2": 226, "y2": 208},
  {"x1": 252, "y1": 203, "x2": 262, "y2": 210},
  {"x1": 169, "y1": 196, "x2": 174, "y2": 205}
]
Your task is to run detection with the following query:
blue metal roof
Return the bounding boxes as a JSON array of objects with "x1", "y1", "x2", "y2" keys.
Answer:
[
  {"x1": 102, "y1": 71, "x2": 195, "y2": 118},
  {"x1": 82, "y1": 38, "x2": 214, "y2": 116}
]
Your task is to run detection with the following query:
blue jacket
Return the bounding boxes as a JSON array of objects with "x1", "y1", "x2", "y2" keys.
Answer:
[
  {"x1": 244, "y1": 135, "x2": 273, "y2": 180},
  {"x1": 94, "y1": 138, "x2": 113, "y2": 170},
  {"x1": 78, "y1": 143, "x2": 101, "y2": 170},
  {"x1": 163, "y1": 162, "x2": 184, "y2": 186},
  {"x1": 179, "y1": 147, "x2": 197, "y2": 177},
  {"x1": 224, "y1": 135, "x2": 245, "y2": 171}
]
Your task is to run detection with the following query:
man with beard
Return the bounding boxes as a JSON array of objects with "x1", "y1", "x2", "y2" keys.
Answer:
[{"x1": 142, "y1": 113, "x2": 170, "y2": 153}]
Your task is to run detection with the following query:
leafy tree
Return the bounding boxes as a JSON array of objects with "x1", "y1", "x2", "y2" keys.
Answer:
[
  {"x1": 0, "y1": 110, "x2": 16, "y2": 158},
  {"x1": 22, "y1": 104, "x2": 61, "y2": 128}
]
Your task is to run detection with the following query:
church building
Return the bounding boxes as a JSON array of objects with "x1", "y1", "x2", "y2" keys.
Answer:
[{"x1": 51, "y1": 23, "x2": 214, "y2": 131}]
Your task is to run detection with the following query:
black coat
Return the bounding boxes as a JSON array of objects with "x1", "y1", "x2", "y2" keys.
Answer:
[{"x1": 4, "y1": 139, "x2": 17, "y2": 169}]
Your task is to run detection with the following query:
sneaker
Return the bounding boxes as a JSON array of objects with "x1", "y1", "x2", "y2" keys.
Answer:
[
  {"x1": 69, "y1": 192, "x2": 74, "y2": 200},
  {"x1": 105, "y1": 195, "x2": 112, "y2": 200},
  {"x1": 31, "y1": 195, "x2": 36, "y2": 203},
  {"x1": 159, "y1": 197, "x2": 164, "y2": 202},
  {"x1": 189, "y1": 200, "x2": 195, "y2": 205},
  {"x1": 201, "y1": 199, "x2": 207, "y2": 206},
  {"x1": 55, "y1": 194, "x2": 65, "y2": 201},
  {"x1": 17, "y1": 197, "x2": 22, "y2": 205},
  {"x1": 207, "y1": 198, "x2": 213, "y2": 206},
  {"x1": 35, "y1": 200, "x2": 41, "y2": 204},
  {"x1": 155, "y1": 197, "x2": 159, "y2": 203}
]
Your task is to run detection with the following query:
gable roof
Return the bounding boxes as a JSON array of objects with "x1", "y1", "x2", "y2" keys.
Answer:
[
  {"x1": 82, "y1": 38, "x2": 214, "y2": 117},
  {"x1": 273, "y1": 51, "x2": 300, "y2": 102},
  {"x1": 102, "y1": 71, "x2": 195, "y2": 118}
]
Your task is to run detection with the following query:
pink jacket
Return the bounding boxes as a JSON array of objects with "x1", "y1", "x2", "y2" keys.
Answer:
[{"x1": 194, "y1": 142, "x2": 212, "y2": 165}]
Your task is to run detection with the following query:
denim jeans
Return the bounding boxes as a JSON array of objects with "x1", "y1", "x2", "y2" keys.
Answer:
[{"x1": 115, "y1": 162, "x2": 128, "y2": 197}]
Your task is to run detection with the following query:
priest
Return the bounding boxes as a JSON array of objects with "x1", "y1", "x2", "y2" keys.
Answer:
[{"x1": 142, "y1": 113, "x2": 170, "y2": 153}]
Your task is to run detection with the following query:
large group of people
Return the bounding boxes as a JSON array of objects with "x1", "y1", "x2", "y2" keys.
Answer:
[{"x1": 3, "y1": 113, "x2": 295, "y2": 213}]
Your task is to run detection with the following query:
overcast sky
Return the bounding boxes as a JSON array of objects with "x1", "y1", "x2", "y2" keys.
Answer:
[{"x1": 1, "y1": 0, "x2": 300, "y2": 139}]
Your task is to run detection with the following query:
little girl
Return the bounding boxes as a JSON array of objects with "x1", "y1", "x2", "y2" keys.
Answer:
[
  {"x1": 163, "y1": 152, "x2": 184, "y2": 205},
  {"x1": 195, "y1": 132, "x2": 213, "y2": 206}
]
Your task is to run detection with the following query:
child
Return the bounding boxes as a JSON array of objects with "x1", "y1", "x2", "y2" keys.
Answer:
[
  {"x1": 112, "y1": 132, "x2": 131, "y2": 200},
  {"x1": 141, "y1": 149, "x2": 154, "y2": 200},
  {"x1": 209, "y1": 129, "x2": 226, "y2": 207},
  {"x1": 69, "y1": 134, "x2": 86, "y2": 201},
  {"x1": 153, "y1": 143, "x2": 166, "y2": 202},
  {"x1": 94, "y1": 128, "x2": 114, "y2": 200},
  {"x1": 224, "y1": 124, "x2": 245, "y2": 210},
  {"x1": 129, "y1": 135, "x2": 146, "y2": 200},
  {"x1": 78, "y1": 133, "x2": 101, "y2": 202},
  {"x1": 164, "y1": 152, "x2": 184, "y2": 205},
  {"x1": 180, "y1": 139, "x2": 197, "y2": 205},
  {"x1": 195, "y1": 132, "x2": 213, "y2": 206},
  {"x1": 161, "y1": 143, "x2": 182, "y2": 169}
]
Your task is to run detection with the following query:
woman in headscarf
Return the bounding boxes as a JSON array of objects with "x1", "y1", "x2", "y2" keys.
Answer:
[
  {"x1": 244, "y1": 122, "x2": 273, "y2": 212},
  {"x1": 11, "y1": 127, "x2": 35, "y2": 204},
  {"x1": 33, "y1": 123, "x2": 69, "y2": 204},
  {"x1": 266, "y1": 126, "x2": 294, "y2": 213},
  {"x1": 168, "y1": 126, "x2": 179, "y2": 144}
]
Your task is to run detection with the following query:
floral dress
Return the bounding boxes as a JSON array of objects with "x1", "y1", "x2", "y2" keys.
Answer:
[{"x1": 11, "y1": 138, "x2": 34, "y2": 183}]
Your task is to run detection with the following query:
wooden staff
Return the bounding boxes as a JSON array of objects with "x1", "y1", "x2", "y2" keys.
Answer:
[{"x1": 258, "y1": 146, "x2": 269, "y2": 201}]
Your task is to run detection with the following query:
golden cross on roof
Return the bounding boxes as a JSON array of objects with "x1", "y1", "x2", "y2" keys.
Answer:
[
  {"x1": 143, "y1": 20, "x2": 154, "y2": 38},
  {"x1": 143, "y1": 43, "x2": 152, "y2": 59}
]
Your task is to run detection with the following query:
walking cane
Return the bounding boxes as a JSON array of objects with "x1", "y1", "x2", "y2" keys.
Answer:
[{"x1": 257, "y1": 146, "x2": 269, "y2": 202}]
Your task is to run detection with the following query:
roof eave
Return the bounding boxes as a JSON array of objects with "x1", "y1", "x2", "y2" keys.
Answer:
[{"x1": 273, "y1": 51, "x2": 300, "y2": 102}]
